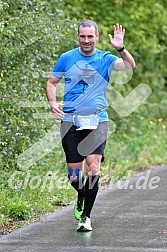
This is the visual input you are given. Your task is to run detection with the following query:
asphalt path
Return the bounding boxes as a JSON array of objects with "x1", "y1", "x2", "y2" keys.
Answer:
[{"x1": 0, "y1": 164, "x2": 167, "y2": 252}]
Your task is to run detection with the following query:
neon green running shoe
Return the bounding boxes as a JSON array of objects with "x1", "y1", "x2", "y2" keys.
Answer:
[
  {"x1": 74, "y1": 197, "x2": 85, "y2": 220},
  {"x1": 77, "y1": 214, "x2": 92, "y2": 232}
]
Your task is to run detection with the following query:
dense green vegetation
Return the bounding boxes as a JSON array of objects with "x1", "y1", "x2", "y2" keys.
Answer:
[{"x1": 0, "y1": 0, "x2": 166, "y2": 234}]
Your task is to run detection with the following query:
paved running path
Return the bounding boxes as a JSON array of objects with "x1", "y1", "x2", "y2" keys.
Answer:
[{"x1": 0, "y1": 165, "x2": 167, "y2": 252}]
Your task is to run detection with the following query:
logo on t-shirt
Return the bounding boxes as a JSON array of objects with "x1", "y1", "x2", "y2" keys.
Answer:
[{"x1": 76, "y1": 62, "x2": 98, "y2": 84}]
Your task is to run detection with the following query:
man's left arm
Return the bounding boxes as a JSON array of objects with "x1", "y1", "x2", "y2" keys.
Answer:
[{"x1": 108, "y1": 23, "x2": 136, "y2": 70}]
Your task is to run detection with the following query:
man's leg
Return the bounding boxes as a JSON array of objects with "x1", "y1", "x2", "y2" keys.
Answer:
[
  {"x1": 77, "y1": 122, "x2": 108, "y2": 231},
  {"x1": 82, "y1": 154, "x2": 101, "y2": 218},
  {"x1": 67, "y1": 162, "x2": 85, "y2": 220},
  {"x1": 77, "y1": 154, "x2": 101, "y2": 232},
  {"x1": 60, "y1": 122, "x2": 86, "y2": 205}
]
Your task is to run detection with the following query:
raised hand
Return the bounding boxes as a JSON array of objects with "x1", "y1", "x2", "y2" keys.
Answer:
[{"x1": 108, "y1": 23, "x2": 125, "y2": 50}]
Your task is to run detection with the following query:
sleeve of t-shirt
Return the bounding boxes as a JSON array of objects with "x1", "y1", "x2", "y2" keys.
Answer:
[
  {"x1": 109, "y1": 53, "x2": 119, "y2": 66},
  {"x1": 52, "y1": 54, "x2": 65, "y2": 79},
  {"x1": 107, "y1": 53, "x2": 119, "y2": 74}
]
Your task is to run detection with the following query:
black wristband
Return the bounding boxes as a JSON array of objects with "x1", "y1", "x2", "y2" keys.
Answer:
[{"x1": 116, "y1": 45, "x2": 125, "y2": 52}]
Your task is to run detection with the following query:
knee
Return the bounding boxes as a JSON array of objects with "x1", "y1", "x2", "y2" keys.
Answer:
[{"x1": 86, "y1": 162, "x2": 100, "y2": 176}]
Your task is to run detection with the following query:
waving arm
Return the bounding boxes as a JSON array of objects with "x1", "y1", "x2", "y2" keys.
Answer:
[{"x1": 108, "y1": 23, "x2": 136, "y2": 70}]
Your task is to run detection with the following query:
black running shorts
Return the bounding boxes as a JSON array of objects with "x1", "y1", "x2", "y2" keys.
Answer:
[{"x1": 60, "y1": 121, "x2": 108, "y2": 163}]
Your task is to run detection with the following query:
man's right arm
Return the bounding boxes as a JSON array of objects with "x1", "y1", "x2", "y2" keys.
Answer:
[{"x1": 46, "y1": 75, "x2": 64, "y2": 120}]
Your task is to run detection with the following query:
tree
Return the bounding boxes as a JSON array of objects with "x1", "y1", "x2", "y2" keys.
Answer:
[{"x1": 0, "y1": 0, "x2": 76, "y2": 169}]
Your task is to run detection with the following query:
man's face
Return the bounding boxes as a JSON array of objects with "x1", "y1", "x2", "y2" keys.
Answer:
[{"x1": 77, "y1": 26, "x2": 99, "y2": 56}]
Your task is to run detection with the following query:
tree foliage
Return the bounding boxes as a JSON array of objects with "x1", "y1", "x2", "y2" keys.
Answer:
[
  {"x1": 0, "y1": 0, "x2": 76, "y2": 169},
  {"x1": 0, "y1": 0, "x2": 166, "y2": 170}
]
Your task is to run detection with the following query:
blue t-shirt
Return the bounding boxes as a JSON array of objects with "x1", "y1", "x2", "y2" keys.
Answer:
[{"x1": 52, "y1": 48, "x2": 118, "y2": 122}]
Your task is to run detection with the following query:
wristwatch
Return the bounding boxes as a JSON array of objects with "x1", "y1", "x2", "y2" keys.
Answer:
[{"x1": 116, "y1": 45, "x2": 125, "y2": 52}]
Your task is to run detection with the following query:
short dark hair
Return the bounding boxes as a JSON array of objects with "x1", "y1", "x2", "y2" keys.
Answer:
[{"x1": 78, "y1": 20, "x2": 99, "y2": 34}]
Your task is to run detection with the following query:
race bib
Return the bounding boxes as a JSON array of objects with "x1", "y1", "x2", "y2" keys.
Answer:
[{"x1": 74, "y1": 114, "x2": 99, "y2": 130}]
